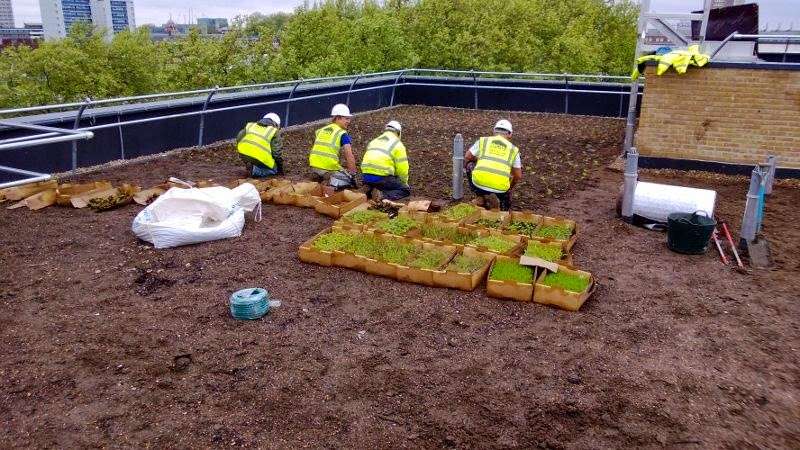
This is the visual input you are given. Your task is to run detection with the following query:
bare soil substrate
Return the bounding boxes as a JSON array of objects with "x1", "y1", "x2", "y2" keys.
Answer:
[{"x1": 1, "y1": 106, "x2": 798, "y2": 448}]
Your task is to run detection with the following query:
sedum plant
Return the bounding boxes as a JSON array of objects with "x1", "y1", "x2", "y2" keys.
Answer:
[
  {"x1": 346, "y1": 209, "x2": 389, "y2": 225},
  {"x1": 534, "y1": 224, "x2": 573, "y2": 240},
  {"x1": 447, "y1": 254, "x2": 489, "y2": 273},
  {"x1": 524, "y1": 241, "x2": 563, "y2": 262},
  {"x1": 469, "y1": 235, "x2": 516, "y2": 254},
  {"x1": 441, "y1": 203, "x2": 479, "y2": 221},
  {"x1": 540, "y1": 271, "x2": 590, "y2": 293},
  {"x1": 312, "y1": 231, "x2": 355, "y2": 252},
  {"x1": 489, "y1": 259, "x2": 533, "y2": 283}
]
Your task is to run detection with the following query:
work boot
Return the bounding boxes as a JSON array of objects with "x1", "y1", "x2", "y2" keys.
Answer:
[
  {"x1": 470, "y1": 196, "x2": 485, "y2": 207},
  {"x1": 484, "y1": 194, "x2": 500, "y2": 210},
  {"x1": 370, "y1": 189, "x2": 383, "y2": 203}
]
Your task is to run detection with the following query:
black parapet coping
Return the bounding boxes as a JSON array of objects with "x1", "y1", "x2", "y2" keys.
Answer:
[{"x1": 639, "y1": 155, "x2": 800, "y2": 179}]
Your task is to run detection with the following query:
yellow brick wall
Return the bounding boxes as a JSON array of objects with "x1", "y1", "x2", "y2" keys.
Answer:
[{"x1": 635, "y1": 66, "x2": 800, "y2": 169}]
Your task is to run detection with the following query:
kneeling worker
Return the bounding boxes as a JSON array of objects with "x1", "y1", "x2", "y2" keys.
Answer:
[
  {"x1": 308, "y1": 103, "x2": 358, "y2": 190},
  {"x1": 236, "y1": 112, "x2": 284, "y2": 177},
  {"x1": 464, "y1": 119, "x2": 522, "y2": 211},
  {"x1": 361, "y1": 120, "x2": 410, "y2": 201}
]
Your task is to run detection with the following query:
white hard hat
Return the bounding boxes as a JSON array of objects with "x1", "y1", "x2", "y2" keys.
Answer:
[
  {"x1": 494, "y1": 119, "x2": 513, "y2": 133},
  {"x1": 385, "y1": 120, "x2": 402, "y2": 133},
  {"x1": 331, "y1": 103, "x2": 352, "y2": 117},
  {"x1": 262, "y1": 112, "x2": 281, "y2": 127}
]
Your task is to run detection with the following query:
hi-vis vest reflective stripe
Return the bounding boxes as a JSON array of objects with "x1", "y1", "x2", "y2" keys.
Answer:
[
  {"x1": 361, "y1": 132, "x2": 404, "y2": 177},
  {"x1": 471, "y1": 135, "x2": 519, "y2": 193},
  {"x1": 309, "y1": 123, "x2": 346, "y2": 171},
  {"x1": 237, "y1": 123, "x2": 278, "y2": 169}
]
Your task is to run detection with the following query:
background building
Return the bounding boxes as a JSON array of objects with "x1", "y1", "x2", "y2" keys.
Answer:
[
  {"x1": 0, "y1": 23, "x2": 43, "y2": 48},
  {"x1": 39, "y1": 0, "x2": 136, "y2": 40},
  {"x1": 197, "y1": 17, "x2": 228, "y2": 35},
  {"x1": 0, "y1": 0, "x2": 14, "y2": 28}
]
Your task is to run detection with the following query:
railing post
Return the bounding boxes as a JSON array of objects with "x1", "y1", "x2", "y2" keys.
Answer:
[
  {"x1": 117, "y1": 111, "x2": 125, "y2": 160},
  {"x1": 740, "y1": 166, "x2": 764, "y2": 248},
  {"x1": 563, "y1": 74, "x2": 569, "y2": 114},
  {"x1": 765, "y1": 155, "x2": 777, "y2": 195},
  {"x1": 621, "y1": 146, "x2": 639, "y2": 222},
  {"x1": 71, "y1": 97, "x2": 91, "y2": 178},
  {"x1": 197, "y1": 85, "x2": 218, "y2": 147},
  {"x1": 471, "y1": 70, "x2": 478, "y2": 110},
  {"x1": 452, "y1": 133, "x2": 464, "y2": 200},
  {"x1": 284, "y1": 79, "x2": 303, "y2": 127},
  {"x1": 389, "y1": 70, "x2": 406, "y2": 107},
  {"x1": 346, "y1": 73, "x2": 363, "y2": 107}
]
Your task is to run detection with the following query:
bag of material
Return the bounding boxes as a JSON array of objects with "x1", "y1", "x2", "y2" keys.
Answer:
[{"x1": 132, "y1": 183, "x2": 261, "y2": 249}]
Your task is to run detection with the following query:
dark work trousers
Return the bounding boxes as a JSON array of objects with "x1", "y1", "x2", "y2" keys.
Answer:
[
  {"x1": 466, "y1": 162, "x2": 512, "y2": 211},
  {"x1": 364, "y1": 175, "x2": 411, "y2": 200}
]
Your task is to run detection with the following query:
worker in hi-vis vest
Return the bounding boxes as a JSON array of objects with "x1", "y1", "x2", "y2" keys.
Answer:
[
  {"x1": 463, "y1": 119, "x2": 522, "y2": 211},
  {"x1": 236, "y1": 112, "x2": 284, "y2": 178},
  {"x1": 360, "y1": 120, "x2": 410, "y2": 201},
  {"x1": 308, "y1": 103, "x2": 358, "y2": 190}
]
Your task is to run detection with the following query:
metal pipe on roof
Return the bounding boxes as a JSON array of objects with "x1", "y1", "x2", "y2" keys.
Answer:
[
  {"x1": 0, "y1": 174, "x2": 52, "y2": 189},
  {"x1": 0, "y1": 131, "x2": 94, "y2": 152},
  {"x1": 0, "y1": 164, "x2": 49, "y2": 177},
  {"x1": 0, "y1": 120, "x2": 90, "y2": 135}
]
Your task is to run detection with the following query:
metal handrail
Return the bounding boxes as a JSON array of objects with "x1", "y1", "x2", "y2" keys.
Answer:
[
  {"x1": 0, "y1": 69, "x2": 637, "y2": 185},
  {"x1": 0, "y1": 69, "x2": 407, "y2": 116},
  {"x1": 0, "y1": 68, "x2": 629, "y2": 117}
]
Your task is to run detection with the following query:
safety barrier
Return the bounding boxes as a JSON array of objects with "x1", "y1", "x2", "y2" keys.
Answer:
[{"x1": 0, "y1": 68, "x2": 642, "y2": 186}]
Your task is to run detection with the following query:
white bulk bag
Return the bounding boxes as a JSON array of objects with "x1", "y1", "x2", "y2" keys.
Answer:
[
  {"x1": 632, "y1": 181, "x2": 716, "y2": 223},
  {"x1": 132, "y1": 183, "x2": 261, "y2": 249}
]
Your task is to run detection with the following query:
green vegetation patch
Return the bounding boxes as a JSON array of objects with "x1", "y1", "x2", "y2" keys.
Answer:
[
  {"x1": 506, "y1": 220, "x2": 538, "y2": 237},
  {"x1": 475, "y1": 218, "x2": 503, "y2": 229},
  {"x1": 378, "y1": 216, "x2": 420, "y2": 235},
  {"x1": 408, "y1": 247, "x2": 451, "y2": 270},
  {"x1": 534, "y1": 224, "x2": 573, "y2": 240},
  {"x1": 312, "y1": 231, "x2": 355, "y2": 252},
  {"x1": 441, "y1": 203, "x2": 479, "y2": 221},
  {"x1": 540, "y1": 271, "x2": 591, "y2": 293},
  {"x1": 420, "y1": 223, "x2": 476, "y2": 244},
  {"x1": 489, "y1": 259, "x2": 533, "y2": 284},
  {"x1": 469, "y1": 235, "x2": 517, "y2": 254},
  {"x1": 524, "y1": 241, "x2": 563, "y2": 262},
  {"x1": 346, "y1": 209, "x2": 388, "y2": 225},
  {"x1": 447, "y1": 254, "x2": 489, "y2": 273},
  {"x1": 379, "y1": 239, "x2": 417, "y2": 264}
]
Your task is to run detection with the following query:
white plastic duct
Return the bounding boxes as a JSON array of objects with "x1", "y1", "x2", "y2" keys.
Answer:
[{"x1": 632, "y1": 181, "x2": 717, "y2": 223}]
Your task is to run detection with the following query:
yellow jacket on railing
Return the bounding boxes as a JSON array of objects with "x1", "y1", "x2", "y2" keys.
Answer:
[{"x1": 632, "y1": 45, "x2": 710, "y2": 80}]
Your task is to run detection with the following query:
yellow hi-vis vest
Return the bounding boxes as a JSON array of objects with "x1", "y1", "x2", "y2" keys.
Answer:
[
  {"x1": 309, "y1": 123, "x2": 346, "y2": 171},
  {"x1": 471, "y1": 135, "x2": 519, "y2": 193},
  {"x1": 360, "y1": 131, "x2": 409, "y2": 184},
  {"x1": 237, "y1": 123, "x2": 278, "y2": 169},
  {"x1": 632, "y1": 44, "x2": 709, "y2": 80}
]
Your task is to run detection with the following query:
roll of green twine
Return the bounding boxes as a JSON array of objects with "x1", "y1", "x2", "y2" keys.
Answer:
[{"x1": 229, "y1": 288, "x2": 270, "y2": 320}]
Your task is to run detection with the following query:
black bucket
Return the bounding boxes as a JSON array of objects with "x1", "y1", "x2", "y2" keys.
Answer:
[{"x1": 667, "y1": 211, "x2": 716, "y2": 255}]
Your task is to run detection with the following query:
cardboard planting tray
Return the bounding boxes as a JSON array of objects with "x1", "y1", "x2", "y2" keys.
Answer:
[
  {"x1": 486, "y1": 255, "x2": 536, "y2": 302},
  {"x1": 463, "y1": 209, "x2": 510, "y2": 231},
  {"x1": 520, "y1": 240, "x2": 573, "y2": 272},
  {"x1": 533, "y1": 265, "x2": 595, "y2": 312},
  {"x1": 433, "y1": 247, "x2": 495, "y2": 291},
  {"x1": 530, "y1": 216, "x2": 579, "y2": 252},
  {"x1": 395, "y1": 242, "x2": 457, "y2": 287},
  {"x1": 335, "y1": 203, "x2": 381, "y2": 230},
  {"x1": 465, "y1": 229, "x2": 525, "y2": 257},
  {"x1": 270, "y1": 182, "x2": 323, "y2": 206},
  {"x1": 314, "y1": 190, "x2": 368, "y2": 218},
  {"x1": 416, "y1": 219, "x2": 476, "y2": 247},
  {"x1": 502, "y1": 211, "x2": 545, "y2": 237},
  {"x1": 397, "y1": 207, "x2": 431, "y2": 222},
  {"x1": 297, "y1": 228, "x2": 337, "y2": 267},
  {"x1": 434, "y1": 204, "x2": 483, "y2": 225}
]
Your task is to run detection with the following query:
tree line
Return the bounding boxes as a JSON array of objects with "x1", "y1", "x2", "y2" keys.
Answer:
[{"x1": 0, "y1": 0, "x2": 637, "y2": 109}]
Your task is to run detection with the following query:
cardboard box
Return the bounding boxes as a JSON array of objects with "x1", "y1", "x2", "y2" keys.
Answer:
[
  {"x1": 297, "y1": 228, "x2": 337, "y2": 266},
  {"x1": 486, "y1": 255, "x2": 536, "y2": 302},
  {"x1": 530, "y1": 216, "x2": 578, "y2": 252},
  {"x1": 463, "y1": 209, "x2": 510, "y2": 231},
  {"x1": 533, "y1": 265, "x2": 595, "y2": 312},
  {"x1": 433, "y1": 247, "x2": 495, "y2": 291},
  {"x1": 395, "y1": 242, "x2": 457, "y2": 287},
  {"x1": 465, "y1": 229, "x2": 525, "y2": 256},
  {"x1": 314, "y1": 190, "x2": 367, "y2": 218}
]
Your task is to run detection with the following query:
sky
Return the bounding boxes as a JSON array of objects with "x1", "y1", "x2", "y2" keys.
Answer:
[{"x1": 10, "y1": 0, "x2": 800, "y2": 29}]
